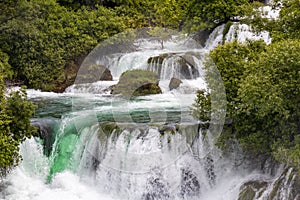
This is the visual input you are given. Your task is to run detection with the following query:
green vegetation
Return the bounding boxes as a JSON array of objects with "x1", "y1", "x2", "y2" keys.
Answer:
[
  {"x1": 111, "y1": 70, "x2": 162, "y2": 97},
  {"x1": 0, "y1": 0, "x2": 126, "y2": 91},
  {"x1": 0, "y1": 51, "x2": 36, "y2": 177},
  {"x1": 191, "y1": 90, "x2": 211, "y2": 128},
  {"x1": 193, "y1": 0, "x2": 300, "y2": 170},
  {"x1": 184, "y1": 0, "x2": 252, "y2": 32},
  {"x1": 199, "y1": 40, "x2": 300, "y2": 169}
]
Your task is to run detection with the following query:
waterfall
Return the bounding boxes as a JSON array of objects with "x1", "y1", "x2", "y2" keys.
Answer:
[{"x1": 2, "y1": 9, "x2": 299, "y2": 199}]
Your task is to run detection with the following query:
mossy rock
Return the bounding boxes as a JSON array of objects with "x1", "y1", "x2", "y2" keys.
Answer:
[
  {"x1": 238, "y1": 181, "x2": 268, "y2": 200},
  {"x1": 98, "y1": 122, "x2": 121, "y2": 142},
  {"x1": 270, "y1": 167, "x2": 300, "y2": 200},
  {"x1": 111, "y1": 69, "x2": 162, "y2": 97},
  {"x1": 75, "y1": 64, "x2": 113, "y2": 84},
  {"x1": 169, "y1": 77, "x2": 182, "y2": 90}
]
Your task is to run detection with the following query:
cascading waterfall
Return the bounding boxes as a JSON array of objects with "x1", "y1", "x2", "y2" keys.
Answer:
[{"x1": 1, "y1": 9, "x2": 299, "y2": 199}]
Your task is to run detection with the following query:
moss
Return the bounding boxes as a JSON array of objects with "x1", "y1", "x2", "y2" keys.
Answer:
[{"x1": 111, "y1": 69, "x2": 162, "y2": 97}]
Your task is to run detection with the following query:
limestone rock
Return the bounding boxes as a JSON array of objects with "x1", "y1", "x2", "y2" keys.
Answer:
[
  {"x1": 169, "y1": 77, "x2": 182, "y2": 90},
  {"x1": 111, "y1": 69, "x2": 162, "y2": 97},
  {"x1": 75, "y1": 64, "x2": 113, "y2": 84}
]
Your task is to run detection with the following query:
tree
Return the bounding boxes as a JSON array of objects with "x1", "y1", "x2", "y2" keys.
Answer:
[
  {"x1": 236, "y1": 40, "x2": 300, "y2": 158},
  {"x1": 0, "y1": 0, "x2": 127, "y2": 91},
  {"x1": 207, "y1": 40, "x2": 266, "y2": 115},
  {"x1": 0, "y1": 51, "x2": 36, "y2": 177},
  {"x1": 183, "y1": 0, "x2": 252, "y2": 32},
  {"x1": 191, "y1": 90, "x2": 211, "y2": 128},
  {"x1": 272, "y1": 0, "x2": 300, "y2": 41}
]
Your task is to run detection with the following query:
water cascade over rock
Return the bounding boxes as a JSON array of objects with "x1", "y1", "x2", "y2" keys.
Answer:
[{"x1": 1, "y1": 16, "x2": 299, "y2": 200}]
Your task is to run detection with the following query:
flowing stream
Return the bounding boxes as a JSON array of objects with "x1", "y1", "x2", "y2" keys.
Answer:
[{"x1": 1, "y1": 14, "x2": 298, "y2": 200}]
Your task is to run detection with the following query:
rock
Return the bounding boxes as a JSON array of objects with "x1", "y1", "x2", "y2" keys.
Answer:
[
  {"x1": 177, "y1": 55, "x2": 200, "y2": 79},
  {"x1": 75, "y1": 64, "x2": 113, "y2": 84},
  {"x1": 169, "y1": 77, "x2": 182, "y2": 90},
  {"x1": 238, "y1": 167, "x2": 300, "y2": 200},
  {"x1": 180, "y1": 168, "x2": 200, "y2": 198},
  {"x1": 31, "y1": 118, "x2": 59, "y2": 156},
  {"x1": 147, "y1": 53, "x2": 200, "y2": 79},
  {"x1": 192, "y1": 28, "x2": 213, "y2": 47},
  {"x1": 269, "y1": 167, "x2": 300, "y2": 200},
  {"x1": 142, "y1": 169, "x2": 171, "y2": 200},
  {"x1": 147, "y1": 53, "x2": 170, "y2": 65},
  {"x1": 111, "y1": 70, "x2": 162, "y2": 97},
  {"x1": 238, "y1": 181, "x2": 268, "y2": 200}
]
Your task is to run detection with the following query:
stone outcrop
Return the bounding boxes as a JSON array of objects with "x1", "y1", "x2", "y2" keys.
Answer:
[
  {"x1": 111, "y1": 69, "x2": 162, "y2": 97},
  {"x1": 169, "y1": 77, "x2": 182, "y2": 90},
  {"x1": 75, "y1": 64, "x2": 113, "y2": 84},
  {"x1": 238, "y1": 167, "x2": 300, "y2": 200}
]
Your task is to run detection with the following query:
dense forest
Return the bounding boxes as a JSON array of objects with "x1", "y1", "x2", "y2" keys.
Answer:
[{"x1": 0, "y1": 0, "x2": 299, "y2": 176}]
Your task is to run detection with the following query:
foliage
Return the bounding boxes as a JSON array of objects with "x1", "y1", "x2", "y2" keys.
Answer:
[
  {"x1": 183, "y1": 0, "x2": 252, "y2": 32},
  {"x1": 272, "y1": 0, "x2": 300, "y2": 41},
  {"x1": 197, "y1": 38, "x2": 300, "y2": 168},
  {"x1": 0, "y1": 0, "x2": 126, "y2": 91},
  {"x1": 236, "y1": 40, "x2": 300, "y2": 157},
  {"x1": 207, "y1": 40, "x2": 266, "y2": 115},
  {"x1": 191, "y1": 90, "x2": 211, "y2": 128},
  {"x1": 111, "y1": 70, "x2": 162, "y2": 97},
  {"x1": 0, "y1": 53, "x2": 36, "y2": 177},
  {"x1": 245, "y1": 0, "x2": 300, "y2": 43}
]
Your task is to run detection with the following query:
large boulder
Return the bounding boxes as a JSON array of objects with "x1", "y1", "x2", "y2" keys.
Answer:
[
  {"x1": 75, "y1": 64, "x2": 113, "y2": 84},
  {"x1": 169, "y1": 77, "x2": 182, "y2": 90},
  {"x1": 111, "y1": 69, "x2": 162, "y2": 97}
]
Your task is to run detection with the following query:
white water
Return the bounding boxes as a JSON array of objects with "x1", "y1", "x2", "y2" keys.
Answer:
[
  {"x1": 225, "y1": 23, "x2": 272, "y2": 44},
  {"x1": 0, "y1": 139, "x2": 116, "y2": 200},
  {"x1": 1, "y1": 124, "x2": 284, "y2": 200}
]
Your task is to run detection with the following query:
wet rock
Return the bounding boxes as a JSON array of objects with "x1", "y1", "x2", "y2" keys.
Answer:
[
  {"x1": 177, "y1": 56, "x2": 200, "y2": 79},
  {"x1": 180, "y1": 168, "x2": 200, "y2": 198},
  {"x1": 238, "y1": 167, "x2": 300, "y2": 200},
  {"x1": 147, "y1": 53, "x2": 170, "y2": 65},
  {"x1": 31, "y1": 118, "x2": 59, "y2": 156},
  {"x1": 204, "y1": 155, "x2": 216, "y2": 186},
  {"x1": 75, "y1": 64, "x2": 113, "y2": 84},
  {"x1": 147, "y1": 53, "x2": 200, "y2": 79},
  {"x1": 169, "y1": 77, "x2": 182, "y2": 90},
  {"x1": 142, "y1": 169, "x2": 171, "y2": 200},
  {"x1": 238, "y1": 181, "x2": 268, "y2": 200},
  {"x1": 192, "y1": 28, "x2": 213, "y2": 47},
  {"x1": 269, "y1": 167, "x2": 300, "y2": 200}
]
